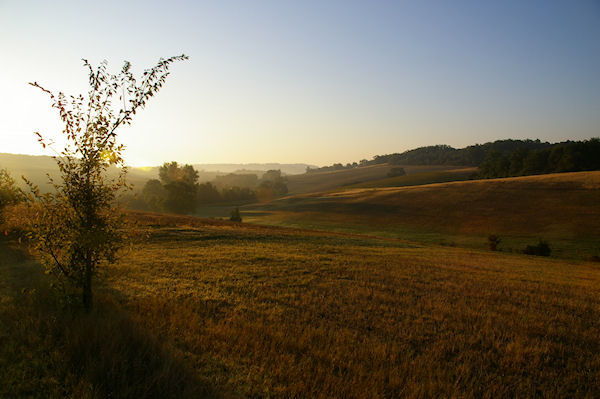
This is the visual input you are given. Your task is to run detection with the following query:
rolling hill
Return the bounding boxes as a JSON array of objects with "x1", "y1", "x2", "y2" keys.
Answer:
[
  {"x1": 0, "y1": 153, "x2": 156, "y2": 191},
  {"x1": 286, "y1": 164, "x2": 470, "y2": 194},
  {"x1": 0, "y1": 153, "x2": 314, "y2": 192},
  {"x1": 245, "y1": 171, "x2": 600, "y2": 259}
]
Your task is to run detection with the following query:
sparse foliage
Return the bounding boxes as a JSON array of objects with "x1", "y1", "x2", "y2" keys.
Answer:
[{"x1": 26, "y1": 55, "x2": 188, "y2": 310}]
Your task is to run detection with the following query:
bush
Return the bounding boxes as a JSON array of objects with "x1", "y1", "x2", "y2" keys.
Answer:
[
  {"x1": 523, "y1": 240, "x2": 551, "y2": 256},
  {"x1": 230, "y1": 208, "x2": 242, "y2": 222},
  {"x1": 488, "y1": 234, "x2": 501, "y2": 251},
  {"x1": 387, "y1": 167, "x2": 406, "y2": 178}
]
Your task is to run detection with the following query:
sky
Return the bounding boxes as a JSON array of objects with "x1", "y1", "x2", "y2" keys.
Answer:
[{"x1": 1, "y1": 0, "x2": 599, "y2": 166}]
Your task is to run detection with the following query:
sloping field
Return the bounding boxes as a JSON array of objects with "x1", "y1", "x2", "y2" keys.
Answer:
[
  {"x1": 2, "y1": 213, "x2": 599, "y2": 397},
  {"x1": 286, "y1": 164, "x2": 468, "y2": 194},
  {"x1": 345, "y1": 167, "x2": 477, "y2": 189},
  {"x1": 246, "y1": 171, "x2": 600, "y2": 258}
]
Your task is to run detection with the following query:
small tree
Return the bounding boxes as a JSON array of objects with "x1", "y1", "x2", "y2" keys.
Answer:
[
  {"x1": 26, "y1": 55, "x2": 188, "y2": 311},
  {"x1": 229, "y1": 207, "x2": 242, "y2": 222},
  {"x1": 488, "y1": 234, "x2": 501, "y2": 251}
]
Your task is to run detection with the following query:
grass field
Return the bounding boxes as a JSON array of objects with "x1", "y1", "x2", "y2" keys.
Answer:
[
  {"x1": 2, "y1": 211, "x2": 600, "y2": 397},
  {"x1": 344, "y1": 167, "x2": 477, "y2": 189},
  {"x1": 244, "y1": 171, "x2": 600, "y2": 260},
  {"x1": 286, "y1": 164, "x2": 468, "y2": 194}
]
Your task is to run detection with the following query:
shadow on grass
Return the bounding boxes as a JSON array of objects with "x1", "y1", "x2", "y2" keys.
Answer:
[{"x1": 0, "y1": 240, "x2": 219, "y2": 399}]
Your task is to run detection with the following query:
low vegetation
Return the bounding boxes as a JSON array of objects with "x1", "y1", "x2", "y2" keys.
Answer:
[
  {"x1": 523, "y1": 240, "x2": 552, "y2": 257},
  {"x1": 245, "y1": 171, "x2": 600, "y2": 260},
  {"x1": 2, "y1": 212, "x2": 599, "y2": 397},
  {"x1": 0, "y1": 169, "x2": 23, "y2": 224}
]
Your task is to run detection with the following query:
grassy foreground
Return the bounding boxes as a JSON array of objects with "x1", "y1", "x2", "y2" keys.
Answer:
[{"x1": 2, "y1": 212, "x2": 599, "y2": 397}]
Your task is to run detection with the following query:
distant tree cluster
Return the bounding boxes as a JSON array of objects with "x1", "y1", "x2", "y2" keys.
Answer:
[
  {"x1": 478, "y1": 138, "x2": 600, "y2": 178},
  {"x1": 306, "y1": 162, "x2": 360, "y2": 174},
  {"x1": 131, "y1": 164, "x2": 288, "y2": 214},
  {"x1": 256, "y1": 169, "x2": 288, "y2": 202},
  {"x1": 305, "y1": 138, "x2": 600, "y2": 176}
]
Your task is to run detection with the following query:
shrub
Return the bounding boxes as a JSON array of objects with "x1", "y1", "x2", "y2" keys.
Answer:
[
  {"x1": 230, "y1": 208, "x2": 242, "y2": 222},
  {"x1": 387, "y1": 167, "x2": 406, "y2": 178},
  {"x1": 488, "y1": 234, "x2": 501, "y2": 251},
  {"x1": 523, "y1": 240, "x2": 551, "y2": 256},
  {"x1": 0, "y1": 169, "x2": 24, "y2": 225}
]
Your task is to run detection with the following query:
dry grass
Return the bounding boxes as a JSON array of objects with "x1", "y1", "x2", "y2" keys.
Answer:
[
  {"x1": 111, "y1": 215, "x2": 600, "y2": 397},
  {"x1": 0, "y1": 240, "x2": 216, "y2": 399},
  {"x1": 344, "y1": 167, "x2": 477, "y2": 189},
  {"x1": 286, "y1": 164, "x2": 466, "y2": 194},
  {"x1": 245, "y1": 171, "x2": 600, "y2": 259},
  {"x1": 2, "y1": 210, "x2": 600, "y2": 397}
]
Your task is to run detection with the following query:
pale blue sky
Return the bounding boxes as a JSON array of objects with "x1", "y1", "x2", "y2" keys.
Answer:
[{"x1": 1, "y1": 0, "x2": 599, "y2": 166}]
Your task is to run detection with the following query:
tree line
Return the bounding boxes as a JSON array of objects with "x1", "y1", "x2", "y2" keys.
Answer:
[
  {"x1": 305, "y1": 138, "x2": 600, "y2": 176},
  {"x1": 478, "y1": 138, "x2": 600, "y2": 178},
  {"x1": 128, "y1": 162, "x2": 288, "y2": 214}
]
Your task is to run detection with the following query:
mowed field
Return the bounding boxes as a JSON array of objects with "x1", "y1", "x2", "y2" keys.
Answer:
[
  {"x1": 245, "y1": 171, "x2": 600, "y2": 259},
  {"x1": 1, "y1": 211, "x2": 600, "y2": 398}
]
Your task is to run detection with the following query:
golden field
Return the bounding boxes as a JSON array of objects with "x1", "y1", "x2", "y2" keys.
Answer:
[
  {"x1": 2, "y1": 210, "x2": 599, "y2": 398},
  {"x1": 286, "y1": 164, "x2": 468, "y2": 194},
  {"x1": 244, "y1": 171, "x2": 600, "y2": 259}
]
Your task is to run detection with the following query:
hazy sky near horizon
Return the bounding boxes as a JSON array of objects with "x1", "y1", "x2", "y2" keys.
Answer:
[{"x1": 1, "y1": 0, "x2": 599, "y2": 166}]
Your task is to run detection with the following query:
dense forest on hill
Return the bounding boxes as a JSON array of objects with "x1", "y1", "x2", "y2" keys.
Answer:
[
  {"x1": 307, "y1": 138, "x2": 600, "y2": 177},
  {"x1": 478, "y1": 138, "x2": 600, "y2": 178},
  {"x1": 369, "y1": 139, "x2": 553, "y2": 166}
]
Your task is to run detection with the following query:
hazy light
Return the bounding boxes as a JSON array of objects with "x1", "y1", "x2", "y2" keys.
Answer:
[{"x1": 1, "y1": 1, "x2": 599, "y2": 166}]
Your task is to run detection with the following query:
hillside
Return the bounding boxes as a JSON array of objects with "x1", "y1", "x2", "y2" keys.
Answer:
[
  {"x1": 245, "y1": 171, "x2": 600, "y2": 259},
  {"x1": 192, "y1": 163, "x2": 316, "y2": 175},
  {"x1": 286, "y1": 164, "x2": 467, "y2": 194},
  {"x1": 0, "y1": 153, "x2": 156, "y2": 191},
  {"x1": 345, "y1": 167, "x2": 477, "y2": 189},
  {"x1": 2, "y1": 212, "x2": 599, "y2": 397},
  {"x1": 0, "y1": 153, "x2": 313, "y2": 192}
]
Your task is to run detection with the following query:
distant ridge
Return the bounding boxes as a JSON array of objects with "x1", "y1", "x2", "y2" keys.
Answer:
[
  {"x1": 0, "y1": 153, "x2": 317, "y2": 189},
  {"x1": 191, "y1": 163, "x2": 317, "y2": 175}
]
